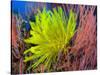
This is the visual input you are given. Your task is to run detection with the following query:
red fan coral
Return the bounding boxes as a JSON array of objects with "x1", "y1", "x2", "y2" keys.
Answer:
[
  {"x1": 72, "y1": 6, "x2": 97, "y2": 70},
  {"x1": 11, "y1": 15, "x2": 18, "y2": 48},
  {"x1": 56, "y1": 5, "x2": 97, "y2": 71}
]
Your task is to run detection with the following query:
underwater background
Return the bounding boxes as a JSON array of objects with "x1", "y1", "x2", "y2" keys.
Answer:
[{"x1": 11, "y1": 0, "x2": 97, "y2": 74}]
